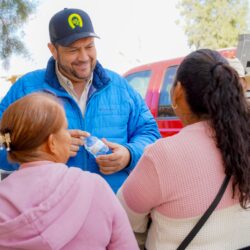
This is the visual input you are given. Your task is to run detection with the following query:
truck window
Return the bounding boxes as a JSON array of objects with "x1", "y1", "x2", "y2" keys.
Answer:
[
  {"x1": 158, "y1": 66, "x2": 178, "y2": 118},
  {"x1": 125, "y1": 70, "x2": 151, "y2": 99}
]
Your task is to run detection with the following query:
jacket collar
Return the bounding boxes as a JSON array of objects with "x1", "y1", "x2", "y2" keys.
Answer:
[{"x1": 44, "y1": 57, "x2": 111, "y2": 91}]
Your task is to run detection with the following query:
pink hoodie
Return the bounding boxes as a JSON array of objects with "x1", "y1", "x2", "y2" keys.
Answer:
[{"x1": 0, "y1": 161, "x2": 139, "y2": 250}]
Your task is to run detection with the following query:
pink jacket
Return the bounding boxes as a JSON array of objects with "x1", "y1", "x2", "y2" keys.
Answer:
[{"x1": 0, "y1": 161, "x2": 139, "y2": 250}]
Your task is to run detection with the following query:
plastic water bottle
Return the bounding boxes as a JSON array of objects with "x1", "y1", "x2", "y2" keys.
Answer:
[{"x1": 84, "y1": 136, "x2": 109, "y2": 157}]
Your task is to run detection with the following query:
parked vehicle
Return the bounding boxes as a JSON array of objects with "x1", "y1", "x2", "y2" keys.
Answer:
[{"x1": 123, "y1": 48, "x2": 236, "y2": 137}]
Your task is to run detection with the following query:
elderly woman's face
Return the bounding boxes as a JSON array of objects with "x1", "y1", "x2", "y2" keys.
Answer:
[{"x1": 51, "y1": 111, "x2": 71, "y2": 163}]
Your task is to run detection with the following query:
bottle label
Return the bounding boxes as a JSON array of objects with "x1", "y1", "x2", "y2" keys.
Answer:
[{"x1": 88, "y1": 140, "x2": 108, "y2": 155}]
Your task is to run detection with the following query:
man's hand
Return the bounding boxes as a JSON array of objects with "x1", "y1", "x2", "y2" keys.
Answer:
[
  {"x1": 96, "y1": 139, "x2": 131, "y2": 175},
  {"x1": 68, "y1": 129, "x2": 90, "y2": 156}
]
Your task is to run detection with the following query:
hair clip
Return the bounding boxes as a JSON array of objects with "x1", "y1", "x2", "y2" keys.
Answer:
[
  {"x1": 0, "y1": 134, "x2": 4, "y2": 150},
  {"x1": 0, "y1": 133, "x2": 11, "y2": 151},
  {"x1": 4, "y1": 133, "x2": 11, "y2": 151}
]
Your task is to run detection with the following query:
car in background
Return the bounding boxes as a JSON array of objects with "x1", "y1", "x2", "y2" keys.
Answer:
[{"x1": 123, "y1": 48, "x2": 236, "y2": 137}]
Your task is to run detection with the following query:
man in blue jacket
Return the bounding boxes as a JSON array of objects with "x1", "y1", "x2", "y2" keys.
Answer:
[{"x1": 0, "y1": 8, "x2": 160, "y2": 192}]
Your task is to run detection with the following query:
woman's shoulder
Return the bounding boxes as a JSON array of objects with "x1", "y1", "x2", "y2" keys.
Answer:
[{"x1": 147, "y1": 121, "x2": 214, "y2": 154}]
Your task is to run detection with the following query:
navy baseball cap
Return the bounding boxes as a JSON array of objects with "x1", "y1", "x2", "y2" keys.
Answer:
[{"x1": 49, "y1": 8, "x2": 99, "y2": 46}]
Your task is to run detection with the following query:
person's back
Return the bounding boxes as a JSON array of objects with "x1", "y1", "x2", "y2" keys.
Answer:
[
  {"x1": 119, "y1": 122, "x2": 249, "y2": 249},
  {"x1": 0, "y1": 163, "x2": 137, "y2": 250},
  {"x1": 118, "y1": 49, "x2": 250, "y2": 250},
  {"x1": 0, "y1": 93, "x2": 139, "y2": 250}
]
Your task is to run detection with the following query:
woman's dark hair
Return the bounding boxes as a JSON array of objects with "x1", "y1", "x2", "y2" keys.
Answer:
[
  {"x1": 174, "y1": 49, "x2": 250, "y2": 208},
  {"x1": 0, "y1": 92, "x2": 65, "y2": 164}
]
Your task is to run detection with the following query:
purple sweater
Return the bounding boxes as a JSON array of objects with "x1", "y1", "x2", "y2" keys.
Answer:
[{"x1": 0, "y1": 161, "x2": 139, "y2": 250}]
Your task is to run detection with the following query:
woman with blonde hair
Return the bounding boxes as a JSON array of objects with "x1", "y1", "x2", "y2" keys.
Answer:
[
  {"x1": 118, "y1": 49, "x2": 250, "y2": 250},
  {"x1": 0, "y1": 93, "x2": 138, "y2": 250}
]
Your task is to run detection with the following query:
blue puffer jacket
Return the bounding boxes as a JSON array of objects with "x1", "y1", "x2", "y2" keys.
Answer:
[{"x1": 0, "y1": 58, "x2": 161, "y2": 192}]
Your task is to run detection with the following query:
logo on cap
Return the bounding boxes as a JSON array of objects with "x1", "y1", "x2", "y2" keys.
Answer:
[{"x1": 68, "y1": 13, "x2": 83, "y2": 29}]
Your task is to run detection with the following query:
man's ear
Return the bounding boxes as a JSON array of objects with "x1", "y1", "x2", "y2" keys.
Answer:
[{"x1": 48, "y1": 43, "x2": 58, "y2": 60}]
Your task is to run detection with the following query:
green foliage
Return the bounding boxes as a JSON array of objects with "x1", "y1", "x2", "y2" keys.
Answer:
[
  {"x1": 0, "y1": 0, "x2": 38, "y2": 68},
  {"x1": 177, "y1": 0, "x2": 249, "y2": 49}
]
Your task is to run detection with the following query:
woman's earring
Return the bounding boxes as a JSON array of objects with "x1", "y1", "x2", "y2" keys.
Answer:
[{"x1": 171, "y1": 103, "x2": 178, "y2": 110}]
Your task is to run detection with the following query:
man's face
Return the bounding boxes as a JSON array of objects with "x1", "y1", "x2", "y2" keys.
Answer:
[{"x1": 50, "y1": 37, "x2": 97, "y2": 83}]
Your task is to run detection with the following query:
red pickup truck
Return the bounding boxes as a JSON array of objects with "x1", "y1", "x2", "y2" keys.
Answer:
[{"x1": 123, "y1": 48, "x2": 236, "y2": 137}]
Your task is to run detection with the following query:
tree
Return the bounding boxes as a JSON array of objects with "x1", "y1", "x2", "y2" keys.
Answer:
[
  {"x1": 0, "y1": 0, "x2": 37, "y2": 68},
  {"x1": 177, "y1": 0, "x2": 249, "y2": 49}
]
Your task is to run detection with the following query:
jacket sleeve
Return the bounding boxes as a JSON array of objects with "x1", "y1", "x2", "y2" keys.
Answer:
[
  {"x1": 123, "y1": 81, "x2": 161, "y2": 173},
  {"x1": 0, "y1": 78, "x2": 26, "y2": 171}
]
